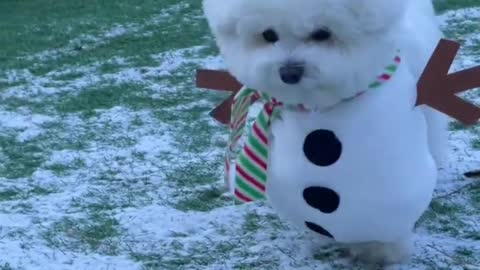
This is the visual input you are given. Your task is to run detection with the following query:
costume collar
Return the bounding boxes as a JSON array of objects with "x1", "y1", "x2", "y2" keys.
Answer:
[{"x1": 260, "y1": 51, "x2": 402, "y2": 113}]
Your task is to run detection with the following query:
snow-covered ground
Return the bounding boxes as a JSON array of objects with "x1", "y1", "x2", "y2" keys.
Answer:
[{"x1": 0, "y1": 2, "x2": 479, "y2": 269}]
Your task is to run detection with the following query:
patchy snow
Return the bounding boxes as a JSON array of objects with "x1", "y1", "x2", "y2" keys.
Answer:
[
  {"x1": 19, "y1": 3, "x2": 189, "y2": 63},
  {"x1": 134, "y1": 134, "x2": 179, "y2": 155},
  {"x1": 103, "y1": 24, "x2": 131, "y2": 38},
  {"x1": 0, "y1": 111, "x2": 55, "y2": 143},
  {"x1": 0, "y1": 4, "x2": 479, "y2": 270},
  {"x1": 0, "y1": 112, "x2": 54, "y2": 129},
  {"x1": 0, "y1": 241, "x2": 142, "y2": 270},
  {"x1": 153, "y1": 46, "x2": 226, "y2": 74},
  {"x1": 0, "y1": 213, "x2": 31, "y2": 228},
  {"x1": 2, "y1": 46, "x2": 224, "y2": 99},
  {"x1": 16, "y1": 127, "x2": 45, "y2": 142},
  {"x1": 103, "y1": 68, "x2": 145, "y2": 85},
  {"x1": 115, "y1": 204, "x2": 244, "y2": 241}
]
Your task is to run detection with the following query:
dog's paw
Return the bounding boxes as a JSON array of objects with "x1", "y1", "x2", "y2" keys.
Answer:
[{"x1": 347, "y1": 239, "x2": 412, "y2": 266}]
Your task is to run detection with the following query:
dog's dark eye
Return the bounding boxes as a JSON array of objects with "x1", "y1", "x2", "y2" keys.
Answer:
[
  {"x1": 262, "y1": 29, "x2": 279, "y2": 43},
  {"x1": 310, "y1": 28, "x2": 331, "y2": 42}
]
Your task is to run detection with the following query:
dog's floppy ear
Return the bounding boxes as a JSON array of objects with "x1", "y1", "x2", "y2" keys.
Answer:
[
  {"x1": 347, "y1": 0, "x2": 410, "y2": 33},
  {"x1": 202, "y1": 0, "x2": 240, "y2": 39}
]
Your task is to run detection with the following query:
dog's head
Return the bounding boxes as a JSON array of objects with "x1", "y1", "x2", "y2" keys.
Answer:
[{"x1": 203, "y1": 0, "x2": 410, "y2": 108}]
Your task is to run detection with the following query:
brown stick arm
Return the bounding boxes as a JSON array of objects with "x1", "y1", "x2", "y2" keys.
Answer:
[
  {"x1": 416, "y1": 39, "x2": 480, "y2": 126},
  {"x1": 196, "y1": 69, "x2": 244, "y2": 124}
]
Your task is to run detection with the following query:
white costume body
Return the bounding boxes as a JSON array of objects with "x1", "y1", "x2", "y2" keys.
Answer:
[
  {"x1": 263, "y1": 57, "x2": 437, "y2": 244},
  {"x1": 208, "y1": 0, "x2": 445, "y2": 248}
]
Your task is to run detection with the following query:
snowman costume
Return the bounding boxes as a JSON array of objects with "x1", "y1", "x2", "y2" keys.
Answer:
[{"x1": 225, "y1": 52, "x2": 437, "y2": 244}]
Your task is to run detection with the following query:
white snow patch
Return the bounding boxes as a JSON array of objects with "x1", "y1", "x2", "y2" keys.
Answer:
[
  {"x1": 0, "y1": 214, "x2": 31, "y2": 228},
  {"x1": 152, "y1": 46, "x2": 226, "y2": 76},
  {"x1": 17, "y1": 127, "x2": 44, "y2": 142},
  {"x1": 116, "y1": 204, "x2": 245, "y2": 242},
  {"x1": 0, "y1": 111, "x2": 55, "y2": 141},
  {"x1": 104, "y1": 24, "x2": 132, "y2": 38},
  {"x1": 134, "y1": 133, "x2": 178, "y2": 155},
  {"x1": 2, "y1": 45, "x2": 222, "y2": 99},
  {"x1": 103, "y1": 68, "x2": 145, "y2": 85},
  {"x1": 0, "y1": 241, "x2": 142, "y2": 270}
]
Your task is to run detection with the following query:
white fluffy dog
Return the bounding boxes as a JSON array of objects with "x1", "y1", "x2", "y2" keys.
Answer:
[{"x1": 203, "y1": 0, "x2": 449, "y2": 265}]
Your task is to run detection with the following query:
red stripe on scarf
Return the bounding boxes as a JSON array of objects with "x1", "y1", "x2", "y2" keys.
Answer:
[
  {"x1": 244, "y1": 145, "x2": 267, "y2": 170},
  {"x1": 236, "y1": 165, "x2": 266, "y2": 192}
]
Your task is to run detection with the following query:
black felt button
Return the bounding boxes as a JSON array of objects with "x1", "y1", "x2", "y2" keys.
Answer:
[
  {"x1": 305, "y1": 221, "x2": 334, "y2": 239},
  {"x1": 303, "y1": 129, "x2": 342, "y2": 166},
  {"x1": 303, "y1": 186, "x2": 340, "y2": 214}
]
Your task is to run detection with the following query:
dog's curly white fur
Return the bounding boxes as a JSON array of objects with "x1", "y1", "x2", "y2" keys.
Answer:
[{"x1": 203, "y1": 0, "x2": 448, "y2": 265}]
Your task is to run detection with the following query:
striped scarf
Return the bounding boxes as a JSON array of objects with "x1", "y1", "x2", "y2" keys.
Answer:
[{"x1": 225, "y1": 54, "x2": 402, "y2": 203}]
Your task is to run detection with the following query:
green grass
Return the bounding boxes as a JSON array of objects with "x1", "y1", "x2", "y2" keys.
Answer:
[
  {"x1": 468, "y1": 182, "x2": 480, "y2": 208},
  {"x1": 434, "y1": 0, "x2": 480, "y2": 13},
  {"x1": 0, "y1": 135, "x2": 46, "y2": 179},
  {"x1": 51, "y1": 70, "x2": 87, "y2": 82},
  {"x1": 9, "y1": 202, "x2": 34, "y2": 214},
  {"x1": 449, "y1": 120, "x2": 468, "y2": 131},
  {"x1": 242, "y1": 212, "x2": 264, "y2": 232},
  {"x1": 232, "y1": 258, "x2": 280, "y2": 270},
  {"x1": 28, "y1": 186, "x2": 56, "y2": 196},
  {"x1": 56, "y1": 83, "x2": 164, "y2": 113},
  {"x1": 42, "y1": 213, "x2": 122, "y2": 256},
  {"x1": 0, "y1": 0, "x2": 194, "y2": 70},
  {"x1": 0, "y1": 1, "x2": 215, "y2": 78},
  {"x1": 0, "y1": 189, "x2": 21, "y2": 202},
  {"x1": 472, "y1": 138, "x2": 480, "y2": 149},
  {"x1": 419, "y1": 199, "x2": 467, "y2": 237},
  {"x1": 0, "y1": 263, "x2": 15, "y2": 270},
  {"x1": 130, "y1": 240, "x2": 230, "y2": 270},
  {"x1": 174, "y1": 186, "x2": 229, "y2": 212},
  {"x1": 44, "y1": 158, "x2": 86, "y2": 177}
]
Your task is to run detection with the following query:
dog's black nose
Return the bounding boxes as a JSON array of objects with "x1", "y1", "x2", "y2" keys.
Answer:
[{"x1": 279, "y1": 63, "x2": 304, "y2": 84}]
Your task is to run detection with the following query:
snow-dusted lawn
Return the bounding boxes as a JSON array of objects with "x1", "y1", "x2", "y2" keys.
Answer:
[{"x1": 0, "y1": 1, "x2": 479, "y2": 269}]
